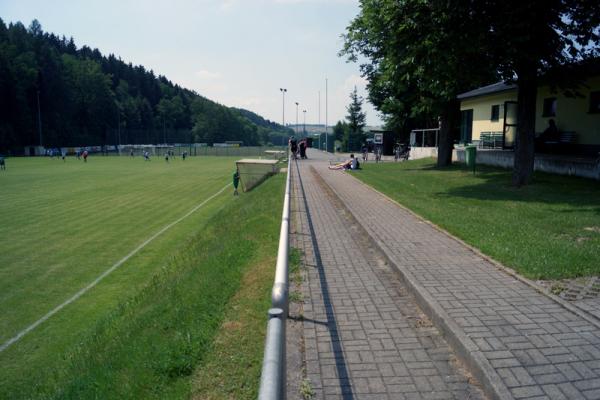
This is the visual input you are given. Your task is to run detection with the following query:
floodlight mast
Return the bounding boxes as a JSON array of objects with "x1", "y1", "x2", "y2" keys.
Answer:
[{"x1": 280, "y1": 88, "x2": 287, "y2": 146}]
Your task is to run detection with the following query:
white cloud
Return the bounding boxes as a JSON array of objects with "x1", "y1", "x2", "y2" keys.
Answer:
[
  {"x1": 228, "y1": 96, "x2": 265, "y2": 108},
  {"x1": 196, "y1": 69, "x2": 222, "y2": 80},
  {"x1": 273, "y1": 0, "x2": 356, "y2": 3},
  {"x1": 218, "y1": 0, "x2": 237, "y2": 12},
  {"x1": 342, "y1": 74, "x2": 367, "y2": 92}
]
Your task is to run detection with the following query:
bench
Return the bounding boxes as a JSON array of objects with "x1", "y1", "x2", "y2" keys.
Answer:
[
  {"x1": 478, "y1": 132, "x2": 503, "y2": 149},
  {"x1": 537, "y1": 131, "x2": 577, "y2": 154}
]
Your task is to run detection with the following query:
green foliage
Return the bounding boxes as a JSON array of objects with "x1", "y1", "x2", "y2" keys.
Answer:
[
  {"x1": 357, "y1": 159, "x2": 600, "y2": 280},
  {"x1": 343, "y1": 87, "x2": 367, "y2": 152},
  {"x1": 0, "y1": 18, "x2": 288, "y2": 152}
]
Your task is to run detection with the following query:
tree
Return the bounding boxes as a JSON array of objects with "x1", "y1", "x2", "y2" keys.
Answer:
[
  {"x1": 341, "y1": 0, "x2": 497, "y2": 167},
  {"x1": 343, "y1": 0, "x2": 600, "y2": 185},
  {"x1": 478, "y1": 1, "x2": 600, "y2": 186},
  {"x1": 344, "y1": 86, "x2": 367, "y2": 152},
  {"x1": 0, "y1": 18, "x2": 289, "y2": 151},
  {"x1": 332, "y1": 120, "x2": 349, "y2": 144}
]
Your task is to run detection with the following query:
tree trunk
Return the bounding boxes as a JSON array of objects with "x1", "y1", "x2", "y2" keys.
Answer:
[
  {"x1": 513, "y1": 66, "x2": 537, "y2": 186},
  {"x1": 437, "y1": 99, "x2": 459, "y2": 167}
]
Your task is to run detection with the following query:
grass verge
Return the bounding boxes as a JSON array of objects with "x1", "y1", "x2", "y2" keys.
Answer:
[
  {"x1": 2, "y1": 173, "x2": 284, "y2": 399},
  {"x1": 355, "y1": 158, "x2": 600, "y2": 280}
]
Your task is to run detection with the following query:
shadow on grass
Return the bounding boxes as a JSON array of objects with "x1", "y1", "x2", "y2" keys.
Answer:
[
  {"x1": 436, "y1": 168, "x2": 600, "y2": 214},
  {"x1": 366, "y1": 159, "x2": 600, "y2": 214}
]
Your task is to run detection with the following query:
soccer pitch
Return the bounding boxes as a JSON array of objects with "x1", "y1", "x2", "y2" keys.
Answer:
[{"x1": 0, "y1": 155, "x2": 238, "y2": 390}]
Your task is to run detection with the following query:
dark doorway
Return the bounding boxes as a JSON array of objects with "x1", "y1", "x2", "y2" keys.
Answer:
[
  {"x1": 460, "y1": 109, "x2": 473, "y2": 144},
  {"x1": 503, "y1": 101, "x2": 518, "y2": 149}
]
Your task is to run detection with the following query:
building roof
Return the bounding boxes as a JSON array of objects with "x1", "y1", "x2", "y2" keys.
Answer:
[{"x1": 457, "y1": 81, "x2": 517, "y2": 100}]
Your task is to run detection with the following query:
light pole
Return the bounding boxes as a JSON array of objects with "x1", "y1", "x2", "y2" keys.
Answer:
[
  {"x1": 280, "y1": 88, "x2": 287, "y2": 146},
  {"x1": 325, "y1": 78, "x2": 328, "y2": 152},
  {"x1": 37, "y1": 90, "x2": 43, "y2": 148},
  {"x1": 117, "y1": 109, "x2": 121, "y2": 154},
  {"x1": 295, "y1": 102, "x2": 299, "y2": 136},
  {"x1": 303, "y1": 110, "x2": 306, "y2": 136}
]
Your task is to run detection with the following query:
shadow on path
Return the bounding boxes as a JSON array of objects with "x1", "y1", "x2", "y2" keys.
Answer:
[{"x1": 295, "y1": 159, "x2": 354, "y2": 400}]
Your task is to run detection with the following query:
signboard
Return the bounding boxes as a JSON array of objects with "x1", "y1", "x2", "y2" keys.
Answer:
[{"x1": 374, "y1": 133, "x2": 383, "y2": 144}]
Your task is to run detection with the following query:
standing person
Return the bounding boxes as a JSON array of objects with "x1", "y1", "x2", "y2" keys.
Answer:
[
  {"x1": 182, "y1": 151, "x2": 187, "y2": 161},
  {"x1": 289, "y1": 136, "x2": 298, "y2": 159},
  {"x1": 130, "y1": 149, "x2": 134, "y2": 157},
  {"x1": 164, "y1": 151, "x2": 169, "y2": 162},
  {"x1": 61, "y1": 150, "x2": 66, "y2": 162},
  {"x1": 362, "y1": 143, "x2": 368, "y2": 162},
  {"x1": 0, "y1": 154, "x2": 6, "y2": 170},
  {"x1": 144, "y1": 151, "x2": 150, "y2": 161},
  {"x1": 233, "y1": 168, "x2": 240, "y2": 195},
  {"x1": 82, "y1": 150, "x2": 88, "y2": 163},
  {"x1": 299, "y1": 140, "x2": 307, "y2": 159}
]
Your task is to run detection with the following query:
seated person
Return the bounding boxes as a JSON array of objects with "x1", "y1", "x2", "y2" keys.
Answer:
[
  {"x1": 540, "y1": 119, "x2": 559, "y2": 142},
  {"x1": 329, "y1": 154, "x2": 359, "y2": 170}
]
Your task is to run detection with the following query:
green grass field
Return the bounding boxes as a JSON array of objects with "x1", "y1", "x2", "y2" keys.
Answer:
[
  {"x1": 355, "y1": 158, "x2": 600, "y2": 280},
  {"x1": 0, "y1": 155, "x2": 283, "y2": 398}
]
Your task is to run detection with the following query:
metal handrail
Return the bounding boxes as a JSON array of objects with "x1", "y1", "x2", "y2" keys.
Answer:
[{"x1": 259, "y1": 154, "x2": 291, "y2": 400}]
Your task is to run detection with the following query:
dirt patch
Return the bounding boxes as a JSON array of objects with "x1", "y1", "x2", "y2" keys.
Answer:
[{"x1": 584, "y1": 226, "x2": 600, "y2": 233}]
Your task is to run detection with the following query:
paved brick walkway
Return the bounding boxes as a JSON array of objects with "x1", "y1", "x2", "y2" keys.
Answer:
[
  {"x1": 289, "y1": 150, "x2": 600, "y2": 400},
  {"x1": 289, "y1": 155, "x2": 486, "y2": 399}
]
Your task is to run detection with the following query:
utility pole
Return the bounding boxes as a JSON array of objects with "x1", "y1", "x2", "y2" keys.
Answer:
[
  {"x1": 117, "y1": 110, "x2": 121, "y2": 155},
  {"x1": 37, "y1": 90, "x2": 43, "y2": 148},
  {"x1": 318, "y1": 91, "x2": 321, "y2": 127},
  {"x1": 295, "y1": 102, "x2": 299, "y2": 136},
  {"x1": 303, "y1": 110, "x2": 306, "y2": 136},
  {"x1": 280, "y1": 88, "x2": 287, "y2": 146},
  {"x1": 325, "y1": 78, "x2": 328, "y2": 153}
]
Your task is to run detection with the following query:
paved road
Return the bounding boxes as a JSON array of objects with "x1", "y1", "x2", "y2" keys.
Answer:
[{"x1": 288, "y1": 149, "x2": 600, "y2": 400}]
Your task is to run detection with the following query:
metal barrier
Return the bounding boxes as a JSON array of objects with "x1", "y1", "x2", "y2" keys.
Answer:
[{"x1": 258, "y1": 155, "x2": 291, "y2": 400}]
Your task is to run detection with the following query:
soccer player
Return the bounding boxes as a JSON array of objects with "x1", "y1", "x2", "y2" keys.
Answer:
[{"x1": 233, "y1": 169, "x2": 240, "y2": 195}]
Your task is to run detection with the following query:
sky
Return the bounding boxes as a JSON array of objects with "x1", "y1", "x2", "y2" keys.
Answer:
[{"x1": 0, "y1": 0, "x2": 384, "y2": 127}]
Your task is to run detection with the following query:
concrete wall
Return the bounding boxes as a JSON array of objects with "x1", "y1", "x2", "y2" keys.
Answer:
[
  {"x1": 409, "y1": 147, "x2": 438, "y2": 160},
  {"x1": 455, "y1": 148, "x2": 600, "y2": 180}
]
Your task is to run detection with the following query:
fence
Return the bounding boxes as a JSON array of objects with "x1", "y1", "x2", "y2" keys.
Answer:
[
  {"x1": 410, "y1": 128, "x2": 439, "y2": 148},
  {"x1": 117, "y1": 145, "x2": 286, "y2": 157},
  {"x1": 258, "y1": 153, "x2": 291, "y2": 400}
]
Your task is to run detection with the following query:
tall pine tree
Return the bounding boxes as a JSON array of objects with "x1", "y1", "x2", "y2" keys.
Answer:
[{"x1": 344, "y1": 86, "x2": 366, "y2": 152}]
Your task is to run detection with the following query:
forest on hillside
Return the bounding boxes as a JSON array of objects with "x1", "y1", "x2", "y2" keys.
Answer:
[{"x1": 0, "y1": 19, "x2": 292, "y2": 153}]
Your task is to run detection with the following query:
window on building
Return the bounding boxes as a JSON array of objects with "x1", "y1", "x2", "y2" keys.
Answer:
[
  {"x1": 589, "y1": 91, "x2": 600, "y2": 114},
  {"x1": 542, "y1": 97, "x2": 557, "y2": 117},
  {"x1": 490, "y1": 105, "x2": 500, "y2": 121}
]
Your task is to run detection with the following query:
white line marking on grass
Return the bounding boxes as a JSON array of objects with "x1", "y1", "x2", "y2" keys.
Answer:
[{"x1": 0, "y1": 183, "x2": 231, "y2": 353}]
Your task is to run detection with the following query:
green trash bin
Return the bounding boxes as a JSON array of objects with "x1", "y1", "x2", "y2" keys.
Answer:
[{"x1": 465, "y1": 145, "x2": 477, "y2": 173}]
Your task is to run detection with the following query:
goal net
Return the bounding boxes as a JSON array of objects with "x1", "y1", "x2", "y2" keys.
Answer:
[{"x1": 236, "y1": 159, "x2": 279, "y2": 192}]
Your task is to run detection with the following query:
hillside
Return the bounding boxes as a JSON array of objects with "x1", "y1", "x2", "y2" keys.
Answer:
[{"x1": 0, "y1": 19, "x2": 292, "y2": 153}]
